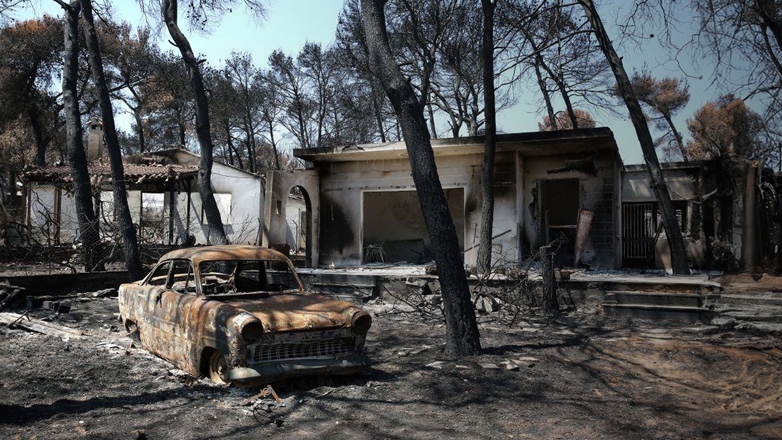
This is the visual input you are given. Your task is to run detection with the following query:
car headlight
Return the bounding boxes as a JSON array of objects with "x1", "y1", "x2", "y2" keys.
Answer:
[
  {"x1": 350, "y1": 310, "x2": 372, "y2": 334},
  {"x1": 232, "y1": 313, "x2": 264, "y2": 343},
  {"x1": 241, "y1": 320, "x2": 264, "y2": 342}
]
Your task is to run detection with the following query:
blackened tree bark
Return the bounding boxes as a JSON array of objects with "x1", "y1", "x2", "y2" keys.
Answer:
[
  {"x1": 523, "y1": 28, "x2": 579, "y2": 129},
  {"x1": 162, "y1": 0, "x2": 229, "y2": 245},
  {"x1": 116, "y1": 92, "x2": 147, "y2": 153},
  {"x1": 477, "y1": 0, "x2": 497, "y2": 274},
  {"x1": 57, "y1": 0, "x2": 102, "y2": 272},
  {"x1": 533, "y1": 59, "x2": 558, "y2": 130},
  {"x1": 80, "y1": 0, "x2": 144, "y2": 280},
  {"x1": 577, "y1": 0, "x2": 689, "y2": 274},
  {"x1": 662, "y1": 112, "x2": 686, "y2": 160},
  {"x1": 29, "y1": 106, "x2": 53, "y2": 167},
  {"x1": 361, "y1": 0, "x2": 481, "y2": 356},
  {"x1": 540, "y1": 245, "x2": 557, "y2": 314}
]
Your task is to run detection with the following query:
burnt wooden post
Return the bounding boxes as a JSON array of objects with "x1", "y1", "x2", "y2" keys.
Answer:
[{"x1": 541, "y1": 245, "x2": 558, "y2": 314}]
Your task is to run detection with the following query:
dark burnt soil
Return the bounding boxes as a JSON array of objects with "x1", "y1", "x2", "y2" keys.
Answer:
[{"x1": 1, "y1": 296, "x2": 781, "y2": 440}]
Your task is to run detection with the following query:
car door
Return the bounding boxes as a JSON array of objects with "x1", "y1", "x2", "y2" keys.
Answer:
[
  {"x1": 132, "y1": 261, "x2": 170, "y2": 354},
  {"x1": 144, "y1": 260, "x2": 193, "y2": 362},
  {"x1": 151, "y1": 259, "x2": 210, "y2": 371}
]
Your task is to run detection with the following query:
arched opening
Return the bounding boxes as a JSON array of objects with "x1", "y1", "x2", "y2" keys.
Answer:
[{"x1": 285, "y1": 185, "x2": 312, "y2": 267}]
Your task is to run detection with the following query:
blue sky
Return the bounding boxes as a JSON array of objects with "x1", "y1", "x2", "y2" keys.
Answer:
[{"x1": 18, "y1": 0, "x2": 760, "y2": 165}]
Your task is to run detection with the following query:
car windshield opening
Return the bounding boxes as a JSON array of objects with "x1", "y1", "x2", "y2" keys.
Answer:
[{"x1": 198, "y1": 259, "x2": 301, "y2": 296}]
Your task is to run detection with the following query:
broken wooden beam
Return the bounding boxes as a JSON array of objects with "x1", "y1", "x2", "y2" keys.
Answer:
[
  {"x1": 0, "y1": 285, "x2": 26, "y2": 309},
  {"x1": 0, "y1": 312, "x2": 87, "y2": 338}
]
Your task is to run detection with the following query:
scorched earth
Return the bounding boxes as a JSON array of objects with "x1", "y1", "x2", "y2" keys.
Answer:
[{"x1": 1, "y1": 290, "x2": 781, "y2": 439}]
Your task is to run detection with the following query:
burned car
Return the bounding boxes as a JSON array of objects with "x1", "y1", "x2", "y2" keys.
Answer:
[{"x1": 118, "y1": 245, "x2": 372, "y2": 386}]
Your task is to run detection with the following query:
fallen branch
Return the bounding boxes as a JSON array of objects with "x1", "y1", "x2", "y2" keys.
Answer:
[{"x1": 0, "y1": 312, "x2": 87, "y2": 338}]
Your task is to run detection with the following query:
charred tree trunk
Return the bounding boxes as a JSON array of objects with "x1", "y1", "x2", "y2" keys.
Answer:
[
  {"x1": 162, "y1": 0, "x2": 228, "y2": 245},
  {"x1": 539, "y1": 57, "x2": 578, "y2": 129},
  {"x1": 133, "y1": 107, "x2": 146, "y2": 153},
  {"x1": 426, "y1": 99, "x2": 438, "y2": 139},
  {"x1": 523, "y1": 29, "x2": 570, "y2": 130},
  {"x1": 80, "y1": 0, "x2": 143, "y2": 279},
  {"x1": 177, "y1": 109, "x2": 187, "y2": 147},
  {"x1": 62, "y1": 0, "x2": 102, "y2": 272},
  {"x1": 662, "y1": 112, "x2": 687, "y2": 161},
  {"x1": 268, "y1": 123, "x2": 281, "y2": 171},
  {"x1": 533, "y1": 60, "x2": 557, "y2": 129},
  {"x1": 477, "y1": 0, "x2": 497, "y2": 274},
  {"x1": 559, "y1": 75, "x2": 579, "y2": 129},
  {"x1": 578, "y1": 0, "x2": 689, "y2": 274},
  {"x1": 224, "y1": 120, "x2": 244, "y2": 169},
  {"x1": 123, "y1": 87, "x2": 147, "y2": 153},
  {"x1": 370, "y1": 80, "x2": 387, "y2": 142},
  {"x1": 757, "y1": 0, "x2": 782, "y2": 71},
  {"x1": 361, "y1": 0, "x2": 481, "y2": 357},
  {"x1": 29, "y1": 107, "x2": 48, "y2": 167},
  {"x1": 541, "y1": 245, "x2": 558, "y2": 314}
]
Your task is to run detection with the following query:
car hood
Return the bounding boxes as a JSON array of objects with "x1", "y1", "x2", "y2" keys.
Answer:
[{"x1": 229, "y1": 293, "x2": 362, "y2": 333}]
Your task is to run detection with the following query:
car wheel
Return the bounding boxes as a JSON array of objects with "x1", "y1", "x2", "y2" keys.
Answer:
[{"x1": 208, "y1": 350, "x2": 230, "y2": 386}]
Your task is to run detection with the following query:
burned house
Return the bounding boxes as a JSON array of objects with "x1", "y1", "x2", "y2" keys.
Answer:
[
  {"x1": 622, "y1": 162, "x2": 708, "y2": 269},
  {"x1": 274, "y1": 128, "x2": 624, "y2": 269},
  {"x1": 21, "y1": 122, "x2": 264, "y2": 252},
  {"x1": 274, "y1": 128, "x2": 770, "y2": 272},
  {"x1": 19, "y1": 117, "x2": 767, "y2": 273},
  {"x1": 623, "y1": 158, "x2": 767, "y2": 272}
]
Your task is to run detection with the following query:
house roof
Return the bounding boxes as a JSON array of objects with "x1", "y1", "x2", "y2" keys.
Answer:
[
  {"x1": 294, "y1": 128, "x2": 620, "y2": 163},
  {"x1": 23, "y1": 161, "x2": 198, "y2": 185},
  {"x1": 623, "y1": 160, "x2": 712, "y2": 173},
  {"x1": 152, "y1": 148, "x2": 263, "y2": 176},
  {"x1": 22, "y1": 147, "x2": 263, "y2": 187}
]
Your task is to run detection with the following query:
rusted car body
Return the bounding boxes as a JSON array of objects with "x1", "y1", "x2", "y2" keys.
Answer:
[{"x1": 118, "y1": 245, "x2": 372, "y2": 386}]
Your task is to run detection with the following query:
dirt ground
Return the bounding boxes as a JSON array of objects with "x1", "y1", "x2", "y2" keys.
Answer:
[{"x1": 1, "y1": 289, "x2": 782, "y2": 439}]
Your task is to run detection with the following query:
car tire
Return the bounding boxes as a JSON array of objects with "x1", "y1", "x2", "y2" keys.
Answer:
[{"x1": 208, "y1": 350, "x2": 230, "y2": 386}]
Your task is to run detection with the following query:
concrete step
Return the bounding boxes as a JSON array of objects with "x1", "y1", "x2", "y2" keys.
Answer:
[
  {"x1": 603, "y1": 303, "x2": 718, "y2": 323},
  {"x1": 715, "y1": 293, "x2": 782, "y2": 306},
  {"x1": 710, "y1": 318, "x2": 782, "y2": 337},
  {"x1": 713, "y1": 304, "x2": 782, "y2": 322},
  {"x1": 570, "y1": 274, "x2": 722, "y2": 295},
  {"x1": 604, "y1": 290, "x2": 719, "y2": 308},
  {"x1": 297, "y1": 272, "x2": 377, "y2": 302}
]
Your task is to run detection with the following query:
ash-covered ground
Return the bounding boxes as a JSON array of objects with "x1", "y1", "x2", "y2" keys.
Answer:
[{"x1": 1, "y1": 284, "x2": 781, "y2": 439}]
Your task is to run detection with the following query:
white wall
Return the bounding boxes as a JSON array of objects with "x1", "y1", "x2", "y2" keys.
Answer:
[
  {"x1": 26, "y1": 162, "x2": 263, "y2": 247},
  {"x1": 172, "y1": 162, "x2": 263, "y2": 245},
  {"x1": 622, "y1": 168, "x2": 698, "y2": 202},
  {"x1": 28, "y1": 184, "x2": 78, "y2": 243}
]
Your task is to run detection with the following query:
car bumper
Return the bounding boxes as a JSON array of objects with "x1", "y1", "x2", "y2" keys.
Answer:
[{"x1": 227, "y1": 353, "x2": 370, "y2": 385}]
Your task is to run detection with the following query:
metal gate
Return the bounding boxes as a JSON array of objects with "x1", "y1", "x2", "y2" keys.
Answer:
[{"x1": 622, "y1": 203, "x2": 655, "y2": 264}]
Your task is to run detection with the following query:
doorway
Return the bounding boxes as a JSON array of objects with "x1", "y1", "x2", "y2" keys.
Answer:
[
  {"x1": 539, "y1": 179, "x2": 580, "y2": 266},
  {"x1": 285, "y1": 186, "x2": 312, "y2": 267}
]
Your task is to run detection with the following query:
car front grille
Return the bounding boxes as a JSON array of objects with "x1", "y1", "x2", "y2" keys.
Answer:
[{"x1": 248, "y1": 337, "x2": 354, "y2": 363}]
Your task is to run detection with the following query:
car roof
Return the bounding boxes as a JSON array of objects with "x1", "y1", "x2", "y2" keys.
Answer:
[{"x1": 159, "y1": 245, "x2": 291, "y2": 266}]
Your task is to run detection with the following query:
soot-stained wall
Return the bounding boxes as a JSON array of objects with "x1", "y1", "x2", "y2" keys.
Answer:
[
  {"x1": 362, "y1": 188, "x2": 465, "y2": 263},
  {"x1": 520, "y1": 153, "x2": 620, "y2": 269},
  {"x1": 301, "y1": 131, "x2": 622, "y2": 269},
  {"x1": 316, "y1": 152, "x2": 520, "y2": 266}
]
